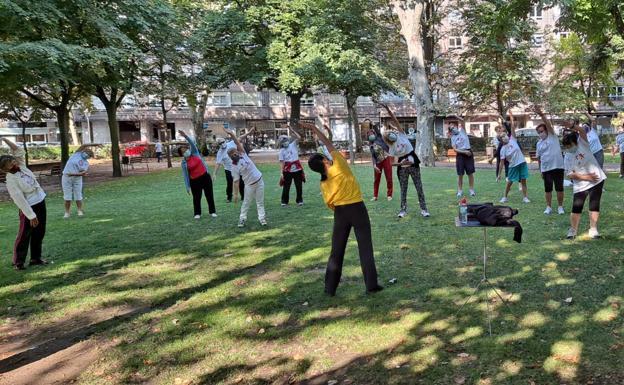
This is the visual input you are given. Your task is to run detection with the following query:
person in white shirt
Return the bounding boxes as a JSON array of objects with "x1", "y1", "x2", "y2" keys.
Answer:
[
  {"x1": 613, "y1": 124, "x2": 624, "y2": 178},
  {"x1": 154, "y1": 140, "x2": 163, "y2": 163},
  {"x1": 448, "y1": 121, "x2": 476, "y2": 198},
  {"x1": 535, "y1": 122, "x2": 565, "y2": 215},
  {"x1": 379, "y1": 103, "x2": 429, "y2": 218},
  {"x1": 225, "y1": 129, "x2": 267, "y2": 227},
  {"x1": 214, "y1": 137, "x2": 245, "y2": 203},
  {"x1": 278, "y1": 129, "x2": 305, "y2": 206},
  {"x1": 497, "y1": 125, "x2": 530, "y2": 203},
  {"x1": 62, "y1": 146, "x2": 95, "y2": 218},
  {"x1": 0, "y1": 138, "x2": 49, "y2": 270},
  {"x1": 562, "y1": 124, "x2": 607, "y2": 239}
]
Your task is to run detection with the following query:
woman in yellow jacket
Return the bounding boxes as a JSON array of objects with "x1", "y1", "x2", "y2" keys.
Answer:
[{"x1": 301, "y1": 122, "x2": 383, "y2": 297}]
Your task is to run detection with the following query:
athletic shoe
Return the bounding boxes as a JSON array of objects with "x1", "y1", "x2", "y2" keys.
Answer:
[
  {"x1": 29, "y1": 259, "x2": 48, "y2": 266},
  {"x1": 469, "y1": 189, "x2": 476, "y2": 197},
  {"x1": 238, "y1": 219, "x2": 246, "y2": 228},
  {"x1": 620, "y1": 175, "x2": 624, "y2": 179},
  {"x1": 63, "y1": 212, "x2": 70, "y2": 219},
  {"x1": 544, "y1": 206, "x2": 552, "y2": 215},
  {"x1": 421, "y1": 210, "x2": 430, "y2": 217},
  {"x1": 566, "y1": 228, "x2": 577, "y2": 239},
  {"x1": 371, "y1": 197, "x2": 378, "y2": 201},
  {"x1": 522, "y1": 197, "x2": 531, "y2": 203},
  {"x1": 557, "y1": 206, "x2": 565, "y2": 215},
  {"x1": 387, "y1": 196, "x2": 393, "y2": 201},
  {"x1": 588, "y1": 228, "x2": 601, "y2": 239},
  {"x1": 456, "y1": 191, "x2": 463, "y2": 198},
  {"x1": 366, "y1": 285, "x2": 384, "y2": 295},
  {"x1": 499, "y1": 197, "x2": 509, "y2": 203},
  {"x1": 211, "y1": 213, "x2": 218, "y2": 218},
  {"x1": 259, "y1": 218, "x2": 267, "y2": 226},
  {"x1": 297, "y1": 202, "x2": 304, "y2": 206},
  {"x1": 77, "y1": 211, "x2": 84, "y2": 217},
  {"x1": 281, "y1": 203, "x2": 287, "y2": 207},
  {"x1": 397, "y1": 210, "x2": 407, "y2": 218},
  {"x1": 194, "y1": 215, "x2": 201, "y2": 219}
]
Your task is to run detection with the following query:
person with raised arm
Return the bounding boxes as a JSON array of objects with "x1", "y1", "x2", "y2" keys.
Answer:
[
  {"x1": 0, "y1": 138, "x2": 49, "y2": 270},
  {"x1": 225, "y1": 127, "x2": 267, "y2": 227},
  {"x1": 214, "y1": 136, "x2": 245, "y2": 203},
  {"x1": 497, "y1": 122, "x2": 530, "y2": 203},
  {"x1": 562, "y1": 120, "x2": 607, "y2": 239},
  {"x1": 62, "y1": 144, "x2": 97, "y2": 218},
  {"x1": 535, "y1": 121, "x2": 565, "y2": 215},
  {"x1": 367, "y1": 122, "x2": 393, "y2": 201},
  {"x1": 178, "y1": 130, "x2": 217, "y2": 219},
  {"x1": 379, "y1": 102, "x2": 429, "y2": 218},
  {"x1": 278, "y1": 126, "x2": 305, "y2": 207},
  {"x1": 302, "y1": 121, "x2": 383, "y2": 296},
  {"x1": 448, "y1": 120, "x2": 476, "y2": 198}
]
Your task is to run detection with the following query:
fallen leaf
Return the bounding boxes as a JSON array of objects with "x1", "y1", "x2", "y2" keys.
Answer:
[
  {"x1": 280, "y1": 287, "x2": 288, "y2": 293},
  {"x1": 303, "y1": 302, "x2": 309, "y2": 306},
  {"x1": 454, "y1": 376, "x2": 466, "y2": 384},
  {"x1": 389, "y1": 278, "x2": 398, "y2": 284},
  {"x1": 293, "y1": 353, "x2": 305, "y2": 361},
  {"x1": 399, "y1": 244, "x2": 410, "y2": 250},
  {"x1": 258, "y1": 328, "x2": 265, "y2": 334},
  {"x1": 246, "y1": 316, "x2": 253, "y2": 322},
  {"x1": 457, "y1": 353, "x2": 469, "y2": 358},
  {"x1": 172, "y1": 319, "x2": 180, "y2": 325},
  {"x1": 327, "y1": 381, "x2": 338, "y2": 385}
]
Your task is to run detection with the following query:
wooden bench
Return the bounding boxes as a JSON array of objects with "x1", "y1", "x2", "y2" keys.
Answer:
[
  {"x1": 37, "y1": 164, "x2": 62, "y2": 182},
  {"x1": 123, "y1": 156, "x2": 150, "y2": 173},
  {"x1": 446, "y1": 148, "x2": 457, "y2": 162}
]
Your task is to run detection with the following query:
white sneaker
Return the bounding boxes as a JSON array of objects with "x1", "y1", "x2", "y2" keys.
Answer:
[
  {"x1": 499, "y1": 197, "x2": 509, "y2": 203},
  {"x1": 281, "y1": 203, "x2": 287, "y2": 207},
  {"x1": 77, "y1": 211, "x2": 84, "y2": 217},
  {"x1": 238, "y1": 219, "x2": 246, "y2": 228},
  {"x1": 63, "y1": 212, "x2": 70, "y2": 219},
  {"x1": 557, "y1": 206, "x2": 565, "y2": 215},
  {"x1": 522, "y1": 197, "x2": 531, "y2": 203},
  {"x1": 469, "y1": 189, "x2": 476, "y2": 197},
  {"x1": 371, "y1": 197, "x2": 378, "y2": 202},
  {"x1": 588, "y1": 228, "x2": 601, "y2": 239},
  {"x1": 421, "y1": 210, "x2": 430, "y2": 217},
  {"x1": 397, "y1": 210, "x2": 407, "y2": 218},
  {"x1": 543, "y1": 206, "x2": 552, "y2": 215},
  {"x1": 456, "y1": 191, "x2": 463, "y2": 198},
  {"x1": 566, "y1": 228, "x2": 577, "y2": 239},
  {"x1": 211, "y1": 213, "x2": 218, "y2": 218},
  {"x1": 259, "y1": 218, "x2": 267, "y2": 226},
  {"x1": 387, "y1": 196, "x2": 393, "y2": 201},
  {"x1": 194, "y1": 215, "x2": 201, "y2": 219},
  {"x1": 297, "y1": 202, "x2": 304, "y2": 206}
]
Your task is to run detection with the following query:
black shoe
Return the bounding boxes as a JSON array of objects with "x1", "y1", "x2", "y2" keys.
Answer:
[
  {"x1": 366, "y1": 285, "x2": 384, "y2": 294},
  {"x1": 14, "y1": 264, "x2": 26, "y2": 271},
  {"x1": 324, "y1": 289, "x2": 336, "y2": 297},
  {"x1": 29, "y1": 259, "x2": 48, "y2": 266}
]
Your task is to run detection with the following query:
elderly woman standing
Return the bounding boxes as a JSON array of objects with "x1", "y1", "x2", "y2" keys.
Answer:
[
  {"x1": 177, "y1": 130, "x2": 216, "y2": 219},
  {"x1": 0, "y1": 138, "x2": 48, "y2": 270},
  {"x1": 278, "y1": 128, "x2": 305, "y2": 206}
]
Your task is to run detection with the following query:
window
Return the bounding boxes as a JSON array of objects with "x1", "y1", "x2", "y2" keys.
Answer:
[
  {"x1": 532, "y1": 33, "x2": 544, "y2": 47},
  {"x1": 231, "y1": 91, "x2": 261, "y2": 106},
  {"x1": 356, "y1": 96, "x2": 373, "y2": 106},
  {"x1": 558, "y1": 31, "x2": 570, "y2": 40},
  {"x1": 31, "y1": 134, "x2": 45, "y2": 142},
  {"x1": 608, "y1": 86, "x2": 624, "y2": 101},
  {"x1": 449, "y1": 37, "x2": 463, "y2": 49},
  {"x1": 530, "y1": 5, "x2": 543, "y2": 19},
  {"x1": 300, "y1": 95, "x2": 315, "y2": 106},
  {"x1": 448, "y1": 91, "x2": 459, "y2": 105},
  {"x1": 208, "y1": 92, "x2": 229, "y2": 106},
  {"x1": 329, "y1": 94, "x2": 345, "y2": 106},
  {"x1": 269, "y1": 92, "x2": 287, "y2": 105}
]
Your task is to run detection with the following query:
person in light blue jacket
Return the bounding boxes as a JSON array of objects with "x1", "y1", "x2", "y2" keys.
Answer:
[{"x1": 177, "y1": 130, "x2": 216, "y2": 219}]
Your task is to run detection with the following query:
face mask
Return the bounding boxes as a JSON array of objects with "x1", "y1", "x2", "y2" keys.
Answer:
[
  {"x1": 451, "y1": 128, "x2": 459, "y2": 135},
  {"x1": 565, "y1": 146, "x2": 577, "y2": 154},
  {"x1": 538, "y1": 131, "x2": 547, "y2": 140},
  {"x1": 183, "y1": 149, "x2": 191, "y2": 158},
  {"x1": 501, "y1": 135, "x2": 509, "y2": 144},
  {"x1": 230, "y1": 154, "x2": 240, "y2": 163},
  {"x1": 368, "y1": 135, "x2": 377, "y2": 142},
  {"x1": 9, "y1": 165, "x2": 20, "y2": 174},
  {"x1": 281, "y1": 141, "x2": 289, "y2": 148},
  {"x1": 387, "y1": 132, "x2": 398, "y2": 142}
]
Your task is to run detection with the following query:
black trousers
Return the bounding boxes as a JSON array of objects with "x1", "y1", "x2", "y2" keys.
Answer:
[
  {"x1": 190, "y1": 173, "x2": 216, "y2": 215},
  {"x1": 14, "y1": 200, "x2": 46, "y2": 267},
  {"x1": 225, "y1": 170, "x2": 245, "y2": 201},
  {"x1": 325, "y1": 201, "x2": 379, "y2": 295},
  {"x1": 156, "y1": 152, "x2": 162, "y2": 162},
  {"x1": 281, "y1": 170, "x2": 303, "y2": 204}
]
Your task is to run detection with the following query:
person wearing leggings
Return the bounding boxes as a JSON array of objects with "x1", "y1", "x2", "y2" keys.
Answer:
[
  {"x1": 178, "y1": 130, "x2": 216, "y2": 219},
  {"x1": 614, "y1": 126, "x2": 624, "y2": 178},
  {"x1": 535, "y1": 123, "x2": 565, "y2": 215},
  {"x1": 368, "y1": 128, "x2": 393, "y2": 201},
  {"x1": 303, "y1": 122, "x2": 383, "y2": 297},
  {"x1": 562, "y1": 123, "x2": 607, "y2": 239}
]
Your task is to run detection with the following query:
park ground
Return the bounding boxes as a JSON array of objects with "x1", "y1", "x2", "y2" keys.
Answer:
[{"x1": 0, "y1": 160, "x2": 623, "y2": 385}]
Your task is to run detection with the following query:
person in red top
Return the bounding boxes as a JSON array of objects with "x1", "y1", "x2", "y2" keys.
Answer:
[{"x1": 178, "y1": 130, "x2": 216, "y2": 219}]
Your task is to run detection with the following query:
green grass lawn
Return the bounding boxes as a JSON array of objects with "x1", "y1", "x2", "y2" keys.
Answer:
[{"x1": 1, "y1": 163, "x2": 623, "y2": 385}]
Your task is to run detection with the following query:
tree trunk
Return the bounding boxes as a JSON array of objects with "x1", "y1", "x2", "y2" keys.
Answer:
[
  {"x1": 392, "y1": 0, "x2": 436, "y2": 166},
  {"x1": 68, "y1": 110, "x2": 80, "y2": 145},
  {"x1": 20, "y1": 120, "x2": 29, "y2": 167},
  {"x1": 188, "y1": 92, "x2": 209, "y2": 146},
  {"x1": 161, "y1": 101, "x2": 173, "y2": 168},
  {"x1": 55, "y1": 104, "x2": 71, "y2": 167},
  {"x1": 288, "y1": 92, "x2": 303, "y2": 136},
  {"x1": 84, "y1": 110, "x2": 93, "y2": 143},
  {"x1": 346, "y1": 102, "x2": 356, "y2": 165},
  {"x1": 346, "y1": 94, "x2": 362, "y2": 154},
  {"x1": 105, "y1": 105, "x2": 123, "y2": 177}
]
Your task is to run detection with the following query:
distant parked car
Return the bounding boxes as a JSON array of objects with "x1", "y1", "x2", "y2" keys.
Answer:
[{"x1": 514, "y1": 128, "x2": 539, "y2": 137}]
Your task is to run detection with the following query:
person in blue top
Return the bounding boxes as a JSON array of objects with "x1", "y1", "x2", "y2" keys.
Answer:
[
  {"x1": 177, "y1": 130, "x2": 216, "y2": 219},
  {"x1": 62, "y1": 145, "x2": 97, "y2": 218}
]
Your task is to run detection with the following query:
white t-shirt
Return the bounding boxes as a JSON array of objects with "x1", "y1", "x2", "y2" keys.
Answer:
[
  {"x1": 216, "y1": 142, "x2": 236, "y2": 171},
  {"x1": 500, "y1": 136, "x2": 525, "y2": 168},
  {"x1": 278, "y1": 140, "x2": 299, "y2": 163},
  {"x1": 63, "y1": 152, "x2": 90, "y2": 176},
  {"x1": 616, "y1": 133, "x2": 624, "y2": 153},
  {"x1": 155, "y1": 142, "x2": 163, "y2": 152},
  {"x1": 536, "y1": 133, "x2": 564, "y2": 172},
  {"x1": 564, "y1": 137, "x2": 607, "y2": 193},
  {"x1": 451, "y1": 128, "x2": 471, "y2": 150},
  {"x1": 231, "y1": 154, "x2": 262, "y2": 185},
  {"x1": 587, "y1": 130, "x2": 602, "y2": 154},
  {"x1": 387, "y1": 132, "x2": 414, "y2": 158}
]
